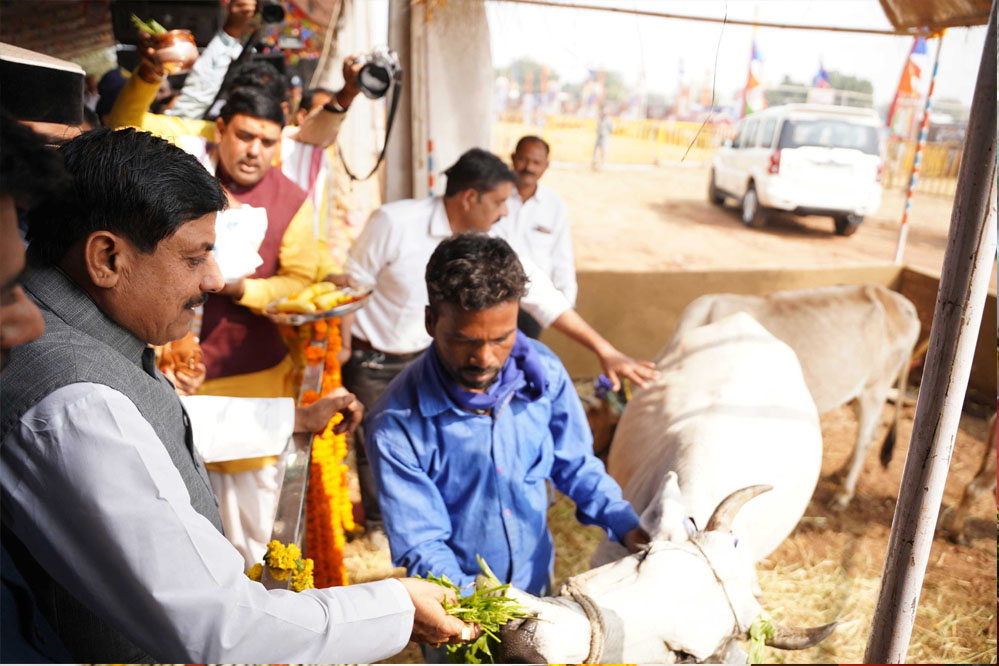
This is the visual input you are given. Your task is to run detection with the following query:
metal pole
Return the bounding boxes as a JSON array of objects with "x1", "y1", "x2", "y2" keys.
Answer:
[
  {"x1": 894, "y1": 32, "x2": 945, "y2": 264},
  {"x1": 864, "y1": 3, "x2": 997, "y2": 662}
]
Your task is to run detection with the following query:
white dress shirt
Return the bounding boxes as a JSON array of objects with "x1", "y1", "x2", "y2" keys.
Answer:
[
  {"x1": 0, "y1": 383, "x2": 413, "y2": 663},
  {"x1": 495, "y1": 183, "x2": 577, "y2": 306},
  {"x1": 345, "y1": 196, "x2": 571, "y2": 355},
  {"x1": 281, "y1": 133, "x2": 330, "y2": 239}
]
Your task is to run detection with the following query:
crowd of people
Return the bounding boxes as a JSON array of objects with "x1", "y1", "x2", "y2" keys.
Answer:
[{"x1": 1, "y1": 3, "x2": 654, "y2": 662}]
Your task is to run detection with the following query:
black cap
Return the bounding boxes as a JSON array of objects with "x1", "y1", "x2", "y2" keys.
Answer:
[{"x1": 0, "y1": 42, "x2": 85, "y2": 125}]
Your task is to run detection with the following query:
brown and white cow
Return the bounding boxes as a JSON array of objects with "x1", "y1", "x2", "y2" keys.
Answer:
[{"x1": 587, "y1": 284, "x2": 920, "y2": 509}]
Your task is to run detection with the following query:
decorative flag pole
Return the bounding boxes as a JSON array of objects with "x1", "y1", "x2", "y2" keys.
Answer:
[
  {"x1": 885, "y1": 37, "x2": 923, "y2": 136},
  {"x1": 741, "y1": 32, "x2": 765, "y2": 117},
  {"x1": 894, "y1": 31, "x2": 945, "y2": 264}
]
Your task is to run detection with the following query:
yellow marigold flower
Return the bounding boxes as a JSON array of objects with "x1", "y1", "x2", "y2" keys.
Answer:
[
  {"x1": 265, "y1": 540, "x2": 302, "y2": 570},
  {"x1": 290, "y1": 558, "x2": 316, "y2": 592},
  {"x1": 246, "y1": 563, "x2": 263, "y2": 582},
  {"x1": 269, "y1": 566, "x2": 291, "y2": 581}
]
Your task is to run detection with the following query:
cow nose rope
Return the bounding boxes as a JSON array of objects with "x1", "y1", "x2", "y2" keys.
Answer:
[
  {"x1": 558, "y1": 576, "x2": 606, "y2": 663},
  {"x1": 690, "y1": 537, "x2": 744, "y2": 644}
]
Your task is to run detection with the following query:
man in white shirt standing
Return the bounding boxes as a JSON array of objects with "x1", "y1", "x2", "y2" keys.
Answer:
[
  {"x1": 0, "y1": 124, "x2": 473, "y2": 663},
  {"x1": 495, "y1": 135, "x2": 576, "y2": 339},
  {"x1": 343, "y1": 148, "x2": 655, "y2": 546}
]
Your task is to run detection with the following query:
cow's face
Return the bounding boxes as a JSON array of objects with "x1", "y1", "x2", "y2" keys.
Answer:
[
  {"x1": 498, "y1": 526, "x2": 762, "y2": 662},
  {"x1": 497, "y1": 485, "x2": 836, "y2": 663}
]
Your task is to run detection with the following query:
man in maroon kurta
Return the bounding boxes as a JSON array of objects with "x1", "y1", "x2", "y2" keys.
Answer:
[{"x1": 199, "y1": 87, "x2": 319, "y2": 399}]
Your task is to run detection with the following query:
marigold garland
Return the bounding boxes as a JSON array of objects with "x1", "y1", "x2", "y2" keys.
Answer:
[{"x1": 279, "y1": 318, "x2": 355, "y2": 588}]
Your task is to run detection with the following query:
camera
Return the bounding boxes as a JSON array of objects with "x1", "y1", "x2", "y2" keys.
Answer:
[
  {"x1": 259, "y1": 0, "x2": 285, "y2": 24},
  {"x1": 354, "y1": 47, "x2": 402, "y2": 99}
]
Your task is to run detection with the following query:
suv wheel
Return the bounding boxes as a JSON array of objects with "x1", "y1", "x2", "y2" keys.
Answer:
[
  {"x1": 834, "y1": 214, "x2": 863, "y2": 236},
  {"x1": 741, "y1": 184, "x2": 767, "y2": 228},
  {"x1": 708, "y1": 170, "x2": 725, "y2": 205}
]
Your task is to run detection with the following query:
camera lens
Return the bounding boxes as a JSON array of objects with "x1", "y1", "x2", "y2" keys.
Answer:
[
  {"x1": 358, "y1": 63, "x2": 390, "y2": 99},
  {"x1": 260, "y1": 0, "x2": 285, "y2": 23}
]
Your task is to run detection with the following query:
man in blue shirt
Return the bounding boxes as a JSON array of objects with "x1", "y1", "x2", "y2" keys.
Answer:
[{"x1": 365, "y1": 234, "x2": 647, "y2": 598}]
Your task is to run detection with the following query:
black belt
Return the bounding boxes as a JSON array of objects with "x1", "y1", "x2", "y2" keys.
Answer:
[{"x1": 351, "y1": 337, "x2": 425, "y2": 362}]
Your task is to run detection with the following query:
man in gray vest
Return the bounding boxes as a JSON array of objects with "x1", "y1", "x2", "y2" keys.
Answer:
[{"x1": 0, "y1": 125, "x2": 473, "y2": 663}]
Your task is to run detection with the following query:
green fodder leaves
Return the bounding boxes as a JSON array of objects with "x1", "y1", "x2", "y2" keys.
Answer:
[{"x1": 418, "y1": 556, "x2": 530, "y2": 664}]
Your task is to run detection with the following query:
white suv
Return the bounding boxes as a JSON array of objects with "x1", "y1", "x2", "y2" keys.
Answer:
[{"x1": 709, "y1": 104, "x2": 884, "y2": 236}]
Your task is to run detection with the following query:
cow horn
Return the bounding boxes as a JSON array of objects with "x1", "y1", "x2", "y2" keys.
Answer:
[
  {"x1": 764, "y1": 621, "x2": 838, "y2": 650},
  {"x1": 704, "y1": 484, "x2": 773, "y2": 532}
]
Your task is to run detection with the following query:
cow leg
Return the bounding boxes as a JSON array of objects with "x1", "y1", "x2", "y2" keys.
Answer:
[
  {"x1": 942, "y1": 413, "x2": 997, "y2": 544},
  {"x1": 831, "y1": 386, "x2": 889, "y2": 511}
]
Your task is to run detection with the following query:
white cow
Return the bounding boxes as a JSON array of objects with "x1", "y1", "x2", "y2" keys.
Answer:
[
  {"x1": 661, "y1": 284, "x2": 919, "y2": 509},
  {"x1": 496, "y1": 314, "x2": 833, "y2": 663},
  {"x1": 597, "y1": 312, "x2": 823, "y2": 565}
]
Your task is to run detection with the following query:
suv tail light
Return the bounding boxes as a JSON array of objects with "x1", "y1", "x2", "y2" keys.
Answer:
[
  {"x1": 876, "y1": 162, "x2": 884, "y2": 183},
  {"x1": 767, "y1": 150, "x2": 781, "y2": 174}
]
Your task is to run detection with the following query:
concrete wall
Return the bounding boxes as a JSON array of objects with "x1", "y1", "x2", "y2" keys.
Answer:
[{"x1": 541, "y1": 263, "x2": 995, "y2": 399}]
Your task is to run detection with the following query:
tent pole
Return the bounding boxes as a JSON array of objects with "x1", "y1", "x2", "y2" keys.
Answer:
[{"x1": 864, "y1": 1, "x2": 997, "y2": 662}]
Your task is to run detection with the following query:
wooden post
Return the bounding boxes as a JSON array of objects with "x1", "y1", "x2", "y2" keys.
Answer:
[{"x1": 863, "y1": 2, "x2": 997, "y2": 663}]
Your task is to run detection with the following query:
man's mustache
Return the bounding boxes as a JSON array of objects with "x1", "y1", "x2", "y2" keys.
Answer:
[
  {"x1": 184, "y1": 293, "x2": 210, "y2": 309},
  {"x1": 518, "y1": 169, "x2": 537, "y2": 177}
]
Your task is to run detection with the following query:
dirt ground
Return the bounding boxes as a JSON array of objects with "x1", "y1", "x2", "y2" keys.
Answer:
[
  {"x1": 549, "y1": 161, "x2": 997, "y2": 288},
  {"x1": 349, "y1": 163, "x2": 996, "y2": 663}
]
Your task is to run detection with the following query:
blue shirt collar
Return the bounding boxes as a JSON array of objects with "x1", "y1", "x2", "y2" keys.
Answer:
[
  {"x1": 415, "y1": 345, "x2": 533, "y2": 418},
  {"x1": 416, "y1": 350, "x2": 461, "y2": 418}
]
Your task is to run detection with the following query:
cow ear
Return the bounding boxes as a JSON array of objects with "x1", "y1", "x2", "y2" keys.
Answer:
[{"x1": 641, "y1": 471, "x2": 689, "y2": 541}]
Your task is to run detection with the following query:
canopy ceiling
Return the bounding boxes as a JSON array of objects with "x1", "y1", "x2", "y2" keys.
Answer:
[{"x1": 878, "y1": 0, "x2": 992, "y2": 31}]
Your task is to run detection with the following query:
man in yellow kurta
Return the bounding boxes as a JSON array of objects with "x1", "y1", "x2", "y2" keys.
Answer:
[{"x1": 182, "y1": 86, "x2": 319, "y2": 399}]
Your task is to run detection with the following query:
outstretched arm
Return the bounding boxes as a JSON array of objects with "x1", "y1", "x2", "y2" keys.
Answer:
[
  {"x1": 365, "y1": 416, "x2": 473, "y2": 588},
  {"x1": 545, "y1": 362, "x2": 641, "y2": 542},
  {"x1": 294, "y1": 56, "x2": 364, "y2": 147},
  {"x1": 550, "y1": 309, "x2": 656, "y2": 391},
  {"x1": 515, "y1": 244, "x2": 654, "y2": 390}
]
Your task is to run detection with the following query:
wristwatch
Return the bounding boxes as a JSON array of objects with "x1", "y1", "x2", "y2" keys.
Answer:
[{"x1": 322, "y1": 97, "x2": 346, "y2": 114}]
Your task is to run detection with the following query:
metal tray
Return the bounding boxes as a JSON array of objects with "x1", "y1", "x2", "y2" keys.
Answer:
[{"x1": 264, "y1": 287, "x2": 372, "y2": 326}]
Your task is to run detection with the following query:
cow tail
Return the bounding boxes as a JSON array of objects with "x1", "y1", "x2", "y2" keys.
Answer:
[
  {"x1": 880, "y1": 354, "x2": 911, "y2": 468},
  {"x1": 879, "y1": 422, "x2": 897, "y2": 468}
]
